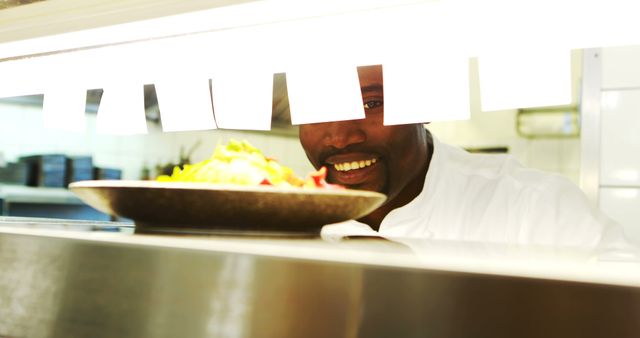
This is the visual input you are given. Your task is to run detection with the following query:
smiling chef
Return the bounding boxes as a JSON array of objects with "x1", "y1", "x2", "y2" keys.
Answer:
[{"x1": 298, "y1": 65, "x2": 631, "y2": 250}]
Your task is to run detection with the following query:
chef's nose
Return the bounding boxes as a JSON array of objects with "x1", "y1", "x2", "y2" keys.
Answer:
[{"x1": 322, "y1": 120, "x2": 366, "y2": 149}]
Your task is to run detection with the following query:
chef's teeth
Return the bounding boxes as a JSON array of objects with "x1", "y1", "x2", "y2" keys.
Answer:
[{"x1": 333, "y1": 159, "x2": 377, "y2": 172}]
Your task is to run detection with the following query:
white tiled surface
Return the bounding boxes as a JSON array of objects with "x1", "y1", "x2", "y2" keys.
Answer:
[
  {"x1": 597, "y1": 45, "x2": 640, "y2": 247},
  {"x1": 600, "y1": 89, "x2": 640, "y2": 186},
  {"x1": 527, "y1": 139, "x2": 562, "y2": 173},
  {"x1": 600, "y1": 187, "x2": 640, "y2": 246},
  {"x1": 560, "y1": 138, "x2": 581, "y2": 182},
  {"x1": 602, "y1": 46, "x2": 640, "y2": 89}
]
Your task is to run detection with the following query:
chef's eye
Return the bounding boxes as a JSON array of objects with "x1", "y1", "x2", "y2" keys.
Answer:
[{"x1": 364, "y1": 100, "x2": 383, "y2": 110}]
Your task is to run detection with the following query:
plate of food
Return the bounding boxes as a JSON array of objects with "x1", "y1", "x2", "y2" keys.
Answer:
[{"x1": 69, "y1": 140, "x2": 386, "y2": 235}]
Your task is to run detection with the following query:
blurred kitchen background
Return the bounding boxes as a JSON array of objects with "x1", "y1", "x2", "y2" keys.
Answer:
[
  {"x1": 0, "y1": 52, "x2": 583, "y2": 184},
  {"x1": 1, "y1": 1, "x2": 640, "y2": 244}
]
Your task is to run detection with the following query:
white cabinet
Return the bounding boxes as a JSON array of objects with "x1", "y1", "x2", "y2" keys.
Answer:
[
  {"x1": 594, "y1": 46, "x2": 640, "y2": 245},
  {"x1": 602, "y1": 46, "x2": 640, "y2": 89},
  {"x1": 600, "y1": 187, "x2": 640, "y2": 245}
]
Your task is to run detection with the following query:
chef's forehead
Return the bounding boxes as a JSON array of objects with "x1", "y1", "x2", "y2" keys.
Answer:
[
  {"x1": 270, "y1": 65, "x2": 383, "y2": 124},
  {"x1": 357, "y1": 65, "x2": 384, "y2": 89}
]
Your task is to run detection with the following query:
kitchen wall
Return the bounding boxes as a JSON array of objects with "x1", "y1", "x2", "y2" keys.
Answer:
[
  {"x1": 428, "y1": 110, "x2": 581, "y2": 184},
  {"x1": 0, "y1": 100, "x2": 315, "y2": 180},
  {"x1": 0, "y1": 98, "x2": 580, "y2": 184}
]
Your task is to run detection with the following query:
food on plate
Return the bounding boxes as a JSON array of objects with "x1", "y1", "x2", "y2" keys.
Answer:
[{"x1": 157, "y1": 139, "x2": 343, "y2": 189}]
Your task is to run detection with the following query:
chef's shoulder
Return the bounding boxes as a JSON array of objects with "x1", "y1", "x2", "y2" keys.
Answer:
[
  {"x1": 445, "y1": 143, "x2": 606, "y2": 245},
  {"x1": 448, "y1": 143, "x2": 595, "y2": 215},
  {"x1": 441, "y1": 141, "x2": 574, "y2": 189}
]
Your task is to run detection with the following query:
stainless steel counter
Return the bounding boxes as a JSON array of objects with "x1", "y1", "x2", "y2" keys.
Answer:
[{"x1": 1, "y1": 217, "x2": 640, "y2": 338}]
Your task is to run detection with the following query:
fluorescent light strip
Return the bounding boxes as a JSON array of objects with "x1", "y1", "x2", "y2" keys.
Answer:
[
  {"x1": 0, "y1": 0, "x2": 433, "y2": 61},
  {"x1": 2, "y1": 0, "x2": 640, "y2": 62},
  {"x1": 478, "y1": 49, "x2": 572, "y2": 112}
]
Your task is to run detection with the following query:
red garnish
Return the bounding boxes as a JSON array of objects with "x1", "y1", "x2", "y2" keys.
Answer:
[
  {"x1": 308, "y1": 166, "x2": 345, "y2": 189},
  {"x1": 310, "y1": 167, "x2": 326, "y2": 186},
  {"x1": 259, "y1": 178, "x2": 273, "y2": 185}
]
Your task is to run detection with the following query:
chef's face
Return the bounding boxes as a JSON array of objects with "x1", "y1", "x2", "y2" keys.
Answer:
[{"x1": 299, "y1": 65, "x2": 428, "y2": 203}]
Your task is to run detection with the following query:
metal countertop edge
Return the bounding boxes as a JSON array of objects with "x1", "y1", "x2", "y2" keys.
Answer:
[{"x1": 2, "y1": 224, "x2": 640, "y2": 289}]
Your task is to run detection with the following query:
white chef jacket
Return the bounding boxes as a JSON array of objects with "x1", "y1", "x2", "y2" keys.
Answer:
[{"x1": 322, "y1": 136, "x2": 629, "y2": 249}]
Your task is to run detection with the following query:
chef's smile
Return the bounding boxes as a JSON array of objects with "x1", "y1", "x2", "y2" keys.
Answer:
[
  {"x1": 332, "y1": 158, "x2": 377, "y2": 172},
  {"x1": 325, "y1": 154, "x2": 381, "y2": 186}
]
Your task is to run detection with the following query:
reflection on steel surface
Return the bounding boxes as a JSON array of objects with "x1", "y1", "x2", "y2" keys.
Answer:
[
  {"x1": 204, "y1": 256, "x2": 254, "y2": 337},
  {"x1": 1, "y1": 225, "x2": 640, "y2": 338},
  {"x1": 0, "y1": 233, "x2": 366, "y2": 338},
  {"x1": 0, "y1": 233, "x2": 69, "y2": 338}
]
